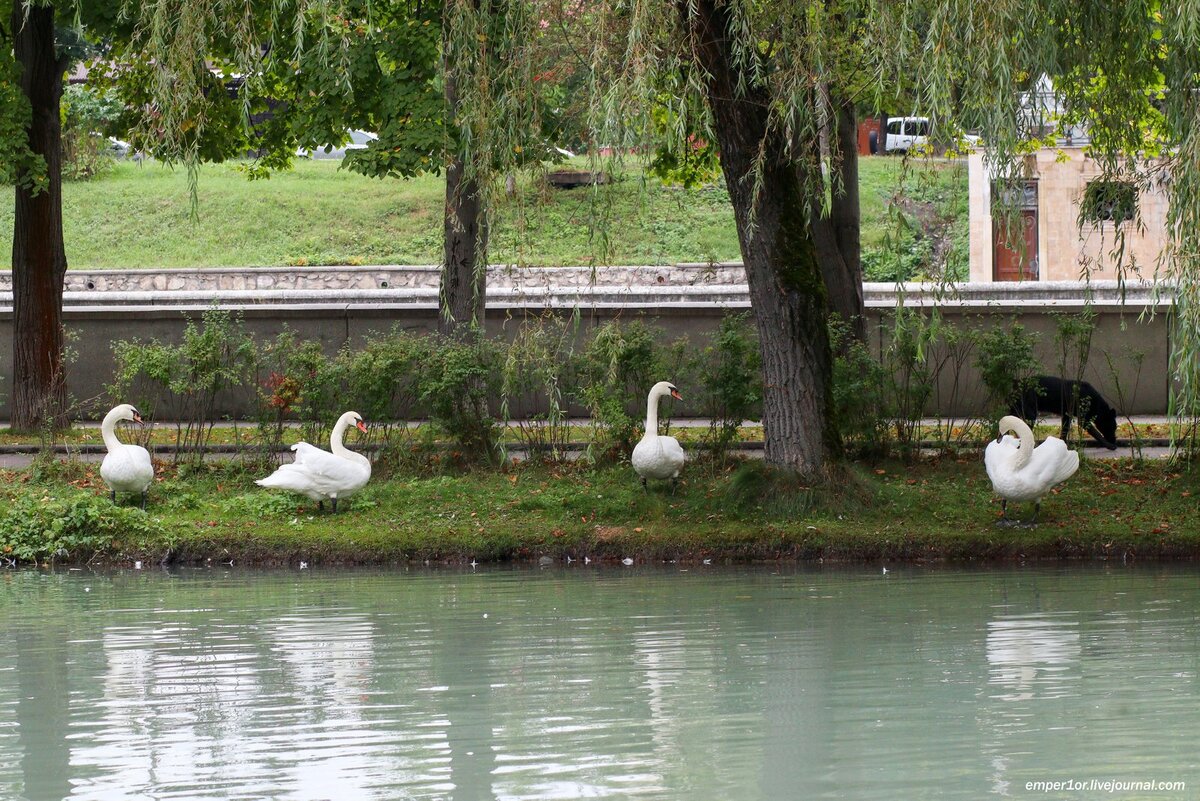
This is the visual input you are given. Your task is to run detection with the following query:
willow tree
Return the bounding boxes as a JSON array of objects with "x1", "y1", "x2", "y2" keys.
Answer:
[
  {"x1": 569, "y1": 0, "x2": 885, "y2": 473},
  {"x1": 568, "y1": 0, "x2": 1196, "y2": 477}
]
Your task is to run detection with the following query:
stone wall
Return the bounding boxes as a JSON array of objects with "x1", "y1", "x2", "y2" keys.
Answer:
[
  {"x1": 0, "y1": 268, "x2": 1173, "y2": 420},
  {"x1": 0, "y1": 264, "x2": 748, "y2": 294}
]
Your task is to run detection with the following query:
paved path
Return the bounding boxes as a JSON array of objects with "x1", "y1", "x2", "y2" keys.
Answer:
[{"x1": 0, "y1": 442, "x2": 1175, "y2": 469}]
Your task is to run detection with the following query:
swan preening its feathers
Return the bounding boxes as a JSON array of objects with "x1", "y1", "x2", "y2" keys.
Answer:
[
  {"x1": 632, "y1": 381, "x2": 687, "y2": 487},
  {"x1": 256, "y1": 411, "x2": 372, "y2": 512},
  {"x1": 985, "y1": 415, "x2": 1079, "y2": 526},
  {"x1": 100, "y1": 404, "x2": 154, "y2": 508}
]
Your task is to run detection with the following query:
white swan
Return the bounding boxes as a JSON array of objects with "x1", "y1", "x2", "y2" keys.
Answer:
[
  {"x1": 985, "y1": 415, "x2": 1078, "y2": 526},
  {"x1": 256, "y1": 411, "x2": 371, "y2": 512},
  {"x1": 632, "y1": 381, "x2": 686, "y2": 488},
  {"x1": 100, "y1": 403, "x2": 154, "y2": 508}
]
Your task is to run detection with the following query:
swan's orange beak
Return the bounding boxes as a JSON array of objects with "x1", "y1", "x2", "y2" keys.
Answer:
[
  {"x1": 356, "y1": 420, "x2": 368, "y2": 434},
  {"x1": 132, "y1": 411, "x2": 144, "y2": 424},
  {"x1": 670, "y1": 388, "x2": 682, "y2": 401}
]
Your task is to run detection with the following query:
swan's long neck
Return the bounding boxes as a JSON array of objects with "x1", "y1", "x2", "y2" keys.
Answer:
[
  {"x1": 644, "y1": 388, "x2": 661, "y2": 438},
  {"x1": 1002, "y1": 416, "x2": 1035, "y2": 469},
  {"x1": 1013, "y1": 426, "x2": 1034, "y2": 469},
  {"x1": 329, "y1": 415, "x2": 354, "y2": 457},
  {"x1": 101, "y1": 408, "x2": 125, "y2": 451}
]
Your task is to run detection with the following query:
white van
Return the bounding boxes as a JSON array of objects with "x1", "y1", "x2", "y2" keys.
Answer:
[
  {"x1": 884, "y1": 116, "x2": 980, "y2": 153},
  {"x1": 885, "y1": 117, "x2": 930, "y2": 153}
]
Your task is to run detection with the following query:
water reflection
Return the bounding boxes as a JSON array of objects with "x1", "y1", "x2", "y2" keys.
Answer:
[
  {"x1": 0, "y1": 566, "x2": 1197, "y2": 800},
  {"x1": 986, "y1": 614, "x2": 1080, "y2": 701}
]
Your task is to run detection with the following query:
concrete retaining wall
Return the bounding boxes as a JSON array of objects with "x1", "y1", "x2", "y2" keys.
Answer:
[{"x1": 0, "y1": 266, "x2": 1172, "y2": 420}]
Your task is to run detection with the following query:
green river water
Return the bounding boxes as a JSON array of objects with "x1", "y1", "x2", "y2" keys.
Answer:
[{"x1": 1, "y1": 565, "x2": 1197, "y2": 800}]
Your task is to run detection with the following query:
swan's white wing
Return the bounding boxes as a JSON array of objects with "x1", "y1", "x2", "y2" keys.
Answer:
[
  {"x1": 101, "y1": 444, "x2": 154, "y2": 492},
  {"x1": 255, "y1": 463, "x2": 327, "y2": 500},
  {"x1": 256, "y1": 442, "x2": 371, "y2": 500},
  {"x1": 984, "y1": 435, "x2": 1020, "y2": 492},
  {"x1": 1028, "y1": 437, "x2": 1080, "y2": 490},
  {"x1": 660, "y1": 436, "x2": 686, "y2": 468},
  {"x1": 291, "y1": 441, "x2": 327, "y2": 465},
  {"x1": 632, "y1": 435, "x2": 686, "y2": 480}
]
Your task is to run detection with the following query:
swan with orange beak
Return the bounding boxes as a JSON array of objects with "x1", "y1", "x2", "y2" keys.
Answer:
[
  {"x1": 256, "y1": 411, "x2": 372, "y2": 512},
  {"x1": 632, "y1": 382, "x2": 687, "y2": 488},
  {"x1": 100, "y1": 403, "x2": 155, "y2": 508}
]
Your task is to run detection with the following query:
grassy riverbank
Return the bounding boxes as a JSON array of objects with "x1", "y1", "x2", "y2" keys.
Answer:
[
  {"x1": 2, "y1": 456, "x2": 1197, "y2": 568},
  {"x1": 0, "y1": 157, "x2": 966, "y2": 276}
]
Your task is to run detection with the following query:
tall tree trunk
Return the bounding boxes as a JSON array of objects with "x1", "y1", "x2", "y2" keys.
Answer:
[
  {"x1": 440, "y1": 151, "x2": 489, "y2": 336},
  {"x1": 816, "y1": 95, "x2": 865, "y2": 340},
  {"x1": 683, "y1": 0, "x2": 839, "y2": 476},
  {"x1": 439, "y1": 0, "x2": 488, "y2": 337},
  {"x1": 11, "y1": 2, "x2": 69, "y2": 432}
]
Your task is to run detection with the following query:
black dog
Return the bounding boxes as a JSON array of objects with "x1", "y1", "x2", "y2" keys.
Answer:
[{"x1": 1009, "y1": 375, "x2": 1119, "y2": 450}]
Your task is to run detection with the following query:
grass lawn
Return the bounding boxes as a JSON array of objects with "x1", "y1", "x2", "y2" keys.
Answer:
[
  {"x1": 0, "y1": 156, "x2": 966, "y2": 273},
  {"x1": 2, "y1": 455, "x2": 1197, "y2": 568}
]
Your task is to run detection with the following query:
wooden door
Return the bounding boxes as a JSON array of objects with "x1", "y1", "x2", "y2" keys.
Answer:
[{"x1": 993, "y1": 181, "x2": 1041, "y2": 281}]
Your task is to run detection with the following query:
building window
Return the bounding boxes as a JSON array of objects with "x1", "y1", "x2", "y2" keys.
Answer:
[{"x1": 1082, "y1": 180, "x2": 1137, "y2": 224}]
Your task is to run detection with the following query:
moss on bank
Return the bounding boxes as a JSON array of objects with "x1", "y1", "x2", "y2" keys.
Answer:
[{"x1": 2, "y1": 457, "x2": 1198, "y2": 567}]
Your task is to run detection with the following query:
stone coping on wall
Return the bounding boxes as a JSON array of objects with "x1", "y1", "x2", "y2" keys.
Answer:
[
  {"x1": 868, "y1": 280, "x2": 1169, "y2": 310},
  {"x1": 0, "y1": 266, "x2": 1171, "y2": 311}
]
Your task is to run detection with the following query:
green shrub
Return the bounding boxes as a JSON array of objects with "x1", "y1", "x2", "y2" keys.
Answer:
[
  {"x1": 697, "y1": 313, "x2": 761, "y2": 461},
  {"x1": 419, "y1": 333, "x2": 501, "y2": 462},
  {"x1": 110, "y1": 307, "x2": 257, "y2": 463},
  {"x1": 292, "y1": 342, "x2": 349, "y2": 446},
  {"x1": 975, "y1": 321, "x2": 1041, "y2": 416},
  {"x1": 501, "y1": 312, "x2": 580, "y2": 462},
  {"x1": 1053, "y1": 310, "x2": 1096, "y2": 382},
  {"x1": 255, "y1": 328, "x2": 312, "y2": 455},
  {"x1": 0, "y1": 491, "x2": 171, "y2": 564},
  {"x1": 579, "y1": 320, "x2": 666, "y2": 460},
  {"x1": 883, "y1": 308, "x2": 936, "y2": 455},
  {"x1": 345, "y1": 328, "x2": 434, "y2": 462},
  {"x1": 256, "y1": 328, "x2": 434, "y2": 468},
  {"x1": 830, "y1": 317, "x2": 891, "y2": 456},
  {"x1": 926, "y1": 319, "x2": 983, "y2": 450}
]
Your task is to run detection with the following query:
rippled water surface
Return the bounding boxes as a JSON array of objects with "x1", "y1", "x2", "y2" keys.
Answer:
[{"x1": 2, "y1": 565, "x2": 1199, "y2": 800}]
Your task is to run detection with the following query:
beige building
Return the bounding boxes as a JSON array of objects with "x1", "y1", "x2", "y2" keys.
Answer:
[{"x1": 968, "y1": 147, "x2": 1169, "y2": 283}]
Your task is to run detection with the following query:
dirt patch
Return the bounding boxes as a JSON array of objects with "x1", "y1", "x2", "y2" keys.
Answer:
[{"x1": 593, "y1": 525, "x2": 626, "y2": 542}]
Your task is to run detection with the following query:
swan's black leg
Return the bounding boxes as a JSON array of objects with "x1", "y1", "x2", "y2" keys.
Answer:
[
  {"x1": 111, "y1": 490, "x2": 117, "y2": 504},
  {"x1": 640, "y1": 477, "x2": 647, "y2": 492},
  {"x1": 318, "y1": 500, "x2": 325, "y2": 512},
  {"x1": 1032, "y1": 501, "x2": 1040, "y2": 525},
  {"x1": 332, "y1": 498, "x2": 339, "y2": 513},
  {"x1": 140, "y1": 491, "x2": 147, "y2": 510},
  {"x1": 995, "y1": 499, "x2": 1013, "y2": 527}
]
